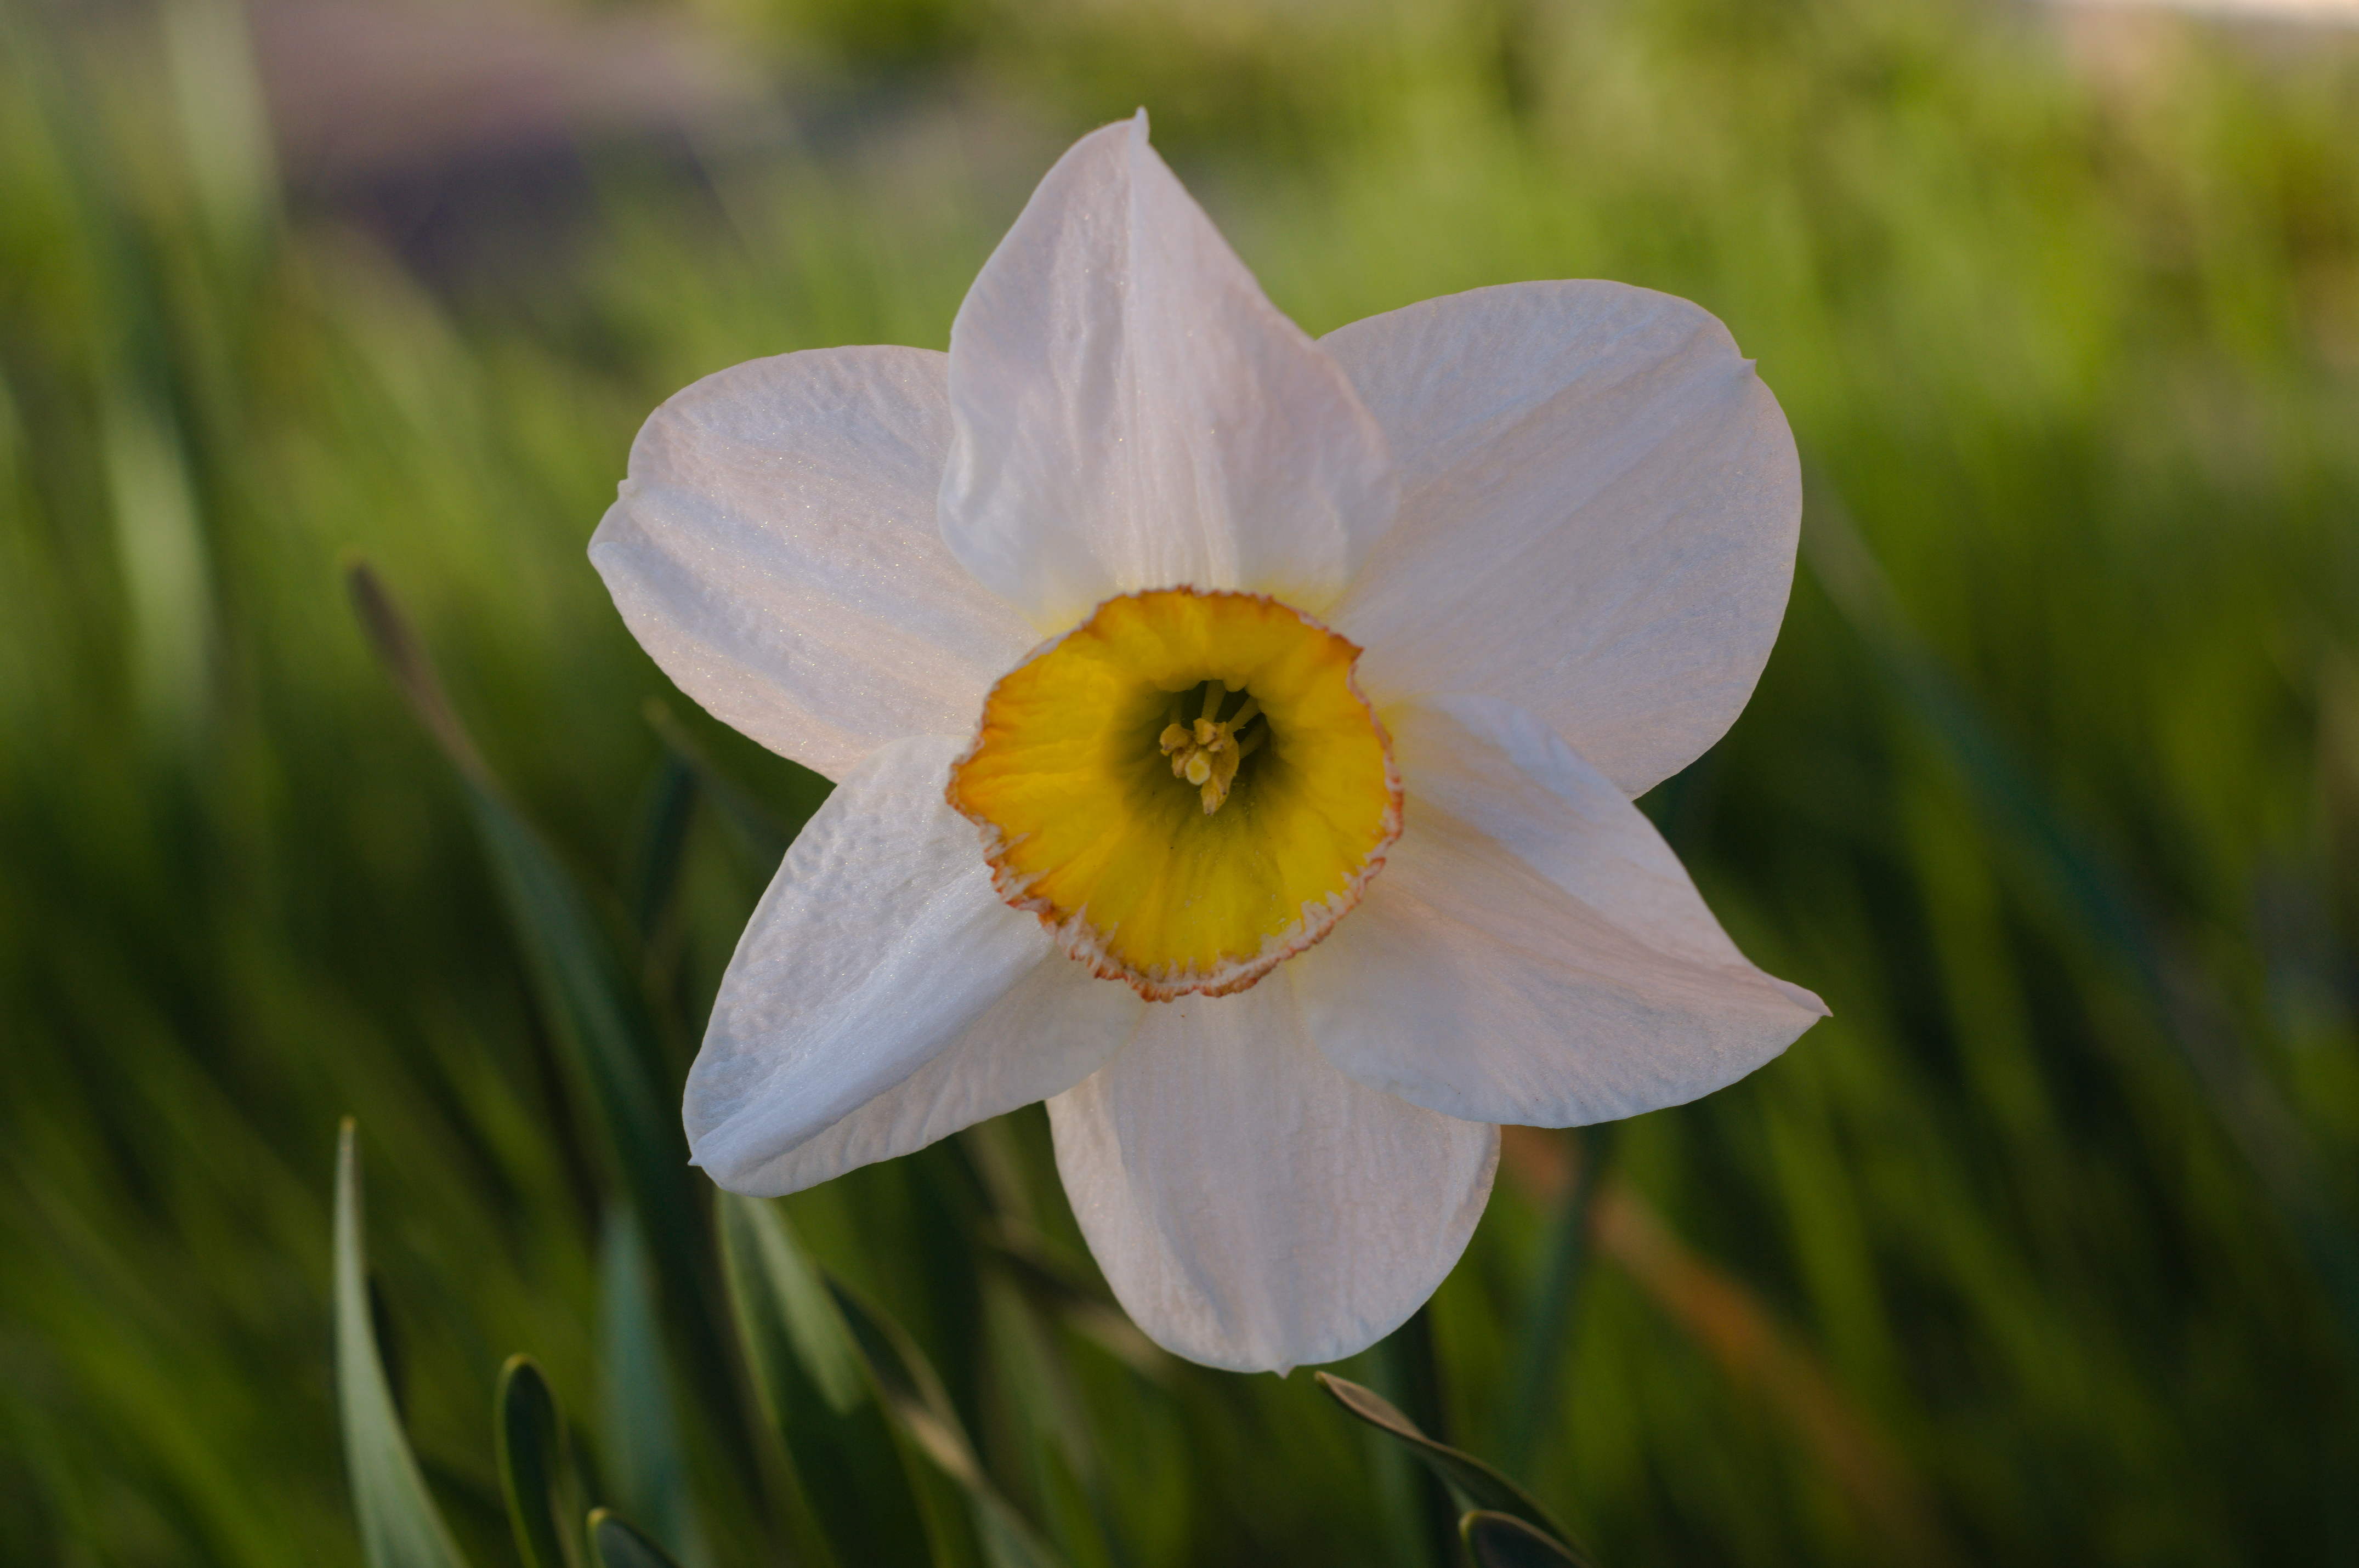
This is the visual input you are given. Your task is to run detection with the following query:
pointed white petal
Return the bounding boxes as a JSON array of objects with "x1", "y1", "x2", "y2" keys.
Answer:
[
  {"x1": 688, "y1": 735, "x2": 1069, "y2": 1192},
  {"x1": 1323, "y1": 281, "x2": 1801, "y2": 797},
  {"x1": 592, "y1": 345, "x2": 1036, "y2": 781},
  {"x1": 719, "y1": 951, "x2": 1146, "y2": 1196},
  {"x1": 1291, "y1": 695, "x2": 1826, "y2": 1127},
  {"x1": 1047, "y1": 971, "x2": 1498, "y2": 1373},
  {"x1": 940, "y1": 113, "x2": 1396, "y2": 627}
]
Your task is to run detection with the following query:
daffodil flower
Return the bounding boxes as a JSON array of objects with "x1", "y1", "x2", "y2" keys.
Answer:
[{"x1": 591, "y1": 113, "x2": 1826, "y2": 1373}]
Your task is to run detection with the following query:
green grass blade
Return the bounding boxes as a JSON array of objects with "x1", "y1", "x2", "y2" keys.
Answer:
[
  {"x1": 495, "y1": 1356, "x2": 576, "y2": 1568},
  {"x1": 1461, "y1": 1511, "x2": 1594, "y2": 1568},
  {"x1": 1364, "y1": 1307, "x2": 1464, "y2": 1568},
  {"x1": 345, "y1": 564, "x2": 683, "y2": 1219},
  {"x1": 596, "y1": 1208, "x2": 698, "y2": 1564},
  {"x1": 457, "y1": 777, "x2": 686, "y2": 1247},
  {"x1": 333, "y1": 1120, "x2": 472, "y2": 1568},
  {"x1": 642, "y1": 698, "x2": 812, "y2": 876},
  {"x1": 825, "y1": 1276, "x2": 1069, "y2": 1568},
  {"x1": 716, "y1": 1193, "x2": 932, "y2": 1568},
  {"x1": 586, "y1": 1509, "x2": 683, "y2": 1568},
  {"x1": 1800, "y1": 485, "x2": 2359, "y2": 1356},
  {"x1": 981, "y1": 1225, "x2": 1172, "y2": 1384},
  {"x1": 623, "y1": 752, "x2": 699, "y2": 944},
  {"x1": 1315, "y1": 1373, "x2": 1573, "y2": 1549},
  {"x1": 348, "y1": 563, "x2": 755, "y2": 1489},
  {"x1": 1499, "y1": 1127, "x2": 1616, "y2": 1475}
]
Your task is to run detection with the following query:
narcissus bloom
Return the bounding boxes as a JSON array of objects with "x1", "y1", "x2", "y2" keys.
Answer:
[{"x1": 592, "y1": 113, "x2": 1825, "y2": 1372}]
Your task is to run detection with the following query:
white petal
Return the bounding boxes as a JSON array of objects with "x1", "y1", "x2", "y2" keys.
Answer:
[
  {"x1": 591, "y1": 345, "x2": 1037, "y2": 781},
  {"x1": 1322, "y1": 281, "x2": 1802, "y2": 797},
  {"x1": 940, "y1": 113, "x2": 1396, "y2": 627},
  {"x1": 1290, "y1": 695, "x2": 1827, "y2": 1127},
  {"x1": 718, "y1": 952, "x2": 1146, "y2": 1196},
  {"x1": 1047, "y1": 970, "x2": 1498, "y2": 1373},
  {"x1": 688, "y1": 735, "x2": 1076, "y2": 1192}
]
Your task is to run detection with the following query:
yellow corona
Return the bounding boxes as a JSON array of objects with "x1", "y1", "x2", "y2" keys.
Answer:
[{"x1": 950, "y1": 589, "x2": 1400, "y2": 998}]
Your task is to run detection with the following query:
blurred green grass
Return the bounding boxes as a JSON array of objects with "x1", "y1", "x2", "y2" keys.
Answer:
[{"x1": 4, "y1": 0, "x2": 2358, "y2": 1563}]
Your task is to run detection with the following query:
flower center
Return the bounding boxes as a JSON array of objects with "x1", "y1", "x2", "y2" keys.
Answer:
[
  {"x1": 949, "y1": 588, "x2": 1400, "y2": 999},
  {"x1": 1157, "y1": 681, "x2": 1266, "y2": 814}
]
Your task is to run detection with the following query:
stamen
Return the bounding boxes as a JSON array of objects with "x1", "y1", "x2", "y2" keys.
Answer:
[
  {"x1": 1155, "y1": 679, "x2": 1271, "y2": 814},
  {"x1": 1201, "y1": 739, "x2": 1244, "y2": 813}
]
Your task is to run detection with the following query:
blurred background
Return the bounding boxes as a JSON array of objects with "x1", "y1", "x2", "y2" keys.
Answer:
[{"x1": 4, "y1": 0, "x2": 2358, "y2": 1562}]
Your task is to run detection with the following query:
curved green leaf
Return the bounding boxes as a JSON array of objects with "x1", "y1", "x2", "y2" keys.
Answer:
[
  {"x1": 587, "y1": 1509, "x2": 683, "y2": 1568},
  {"x1": 623, "y1": 751, "x2": 699, "y2": 943},
  {"x1": 982, "y1": 1224, "x2": 1172, "y2": 1384},
  {"x1": 717, "y1": 1193, "x2": 932, "y2": 1568},
  {"x1": 1802, "y1": 480, "x2": 2359, "y2": 1356},
  {"x1": 1461, "y1": 1510, "x2": 1593, "y2": 1568},
  {"x1": 597, "y1": 1207, "x2": 698, "y2": 1559},
  {"x1": 1500, "y1": 1126, "x2": 1615, "y2": 1474},
  {"x1": 1314, "y1": 1373, "x2": 1572, "y2": 1548},
  {"x1": 349, "y1": 563, "x2": 753, "y2": 1493},
  {"x1": 461, "y1": 767, "x2": 689, "y2": 1247},
  {"x1": 347, "y1": 562, "x2": 685, "y2": 1240},
  {"x1": 495, "y1": 1355, "x2": 576, "y2": 1568},
  {"x1": 1365, "y1": 1305, "x2": 1464, "y2": 1567},
  {"x1": 825, "y1": 1276, "x2": 1067, "y2": 1568},
  {"x1": 642, "y1": 697, "x2": 813, "y2": 876},
  {"x1": 333, "y1": 1120, "x2": 472, "y2": 1568}
]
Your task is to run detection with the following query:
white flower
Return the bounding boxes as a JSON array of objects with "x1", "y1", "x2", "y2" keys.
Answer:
[{"x1": 591, "y1": 112, "x2": 1827, "y2": 1373}]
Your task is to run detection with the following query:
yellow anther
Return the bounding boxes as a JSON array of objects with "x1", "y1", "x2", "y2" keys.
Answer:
[
  {"x1": 1200, "y1": 740, "x2": 1244, "y2": 813},
  {"x1": 1159, "y1": 722, "x2": 1192, "y2": 754}
]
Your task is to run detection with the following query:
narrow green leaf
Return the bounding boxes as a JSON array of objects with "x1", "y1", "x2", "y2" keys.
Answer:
[
  {"x1": 717, "y1": 1193, "x2": 931, "y2": 1568},
  {"x1": 349, "y1": 561, "x2": 685, "y2": 1245},
  {"x1": 342, "y1": 559, "x2": 491, "y2": 786},
  {"x1": 643, "y1": 697, "x2": 816, "y2": 874},
  {"x1": 349, "y1": 563, "x2": 755, "y2": 1494},
  {"x1": 460, "y1": 776, "x2": 686, "y2": 1234},
  {"x1": 1314, "y1": 1373, "x2": 1573, "y2": 1549},
  {"x1": 1801, "y1": 481, "x2": 2359, "y2": 1357},
  {"x1": 976, "y1": 1276, "x2": 1124, "y2": 1568},
  {"x1": 597, "y1": 1208, "x2": 698, "y2": 1564},
  {"x1": 1499, "y1": 1126, "x2": 1615, "y2": 1475},
  {"x1": 496, "y1": 1356, "x2": 576, "y2": 1568},
  {"x1": 333, "y1": 1120, "x2": 472, "y2": 1568},
  {"x1": 982, "y1": 1224, "x2": 1173, "y2": 1384},
  {"x1": 624, "y1": 752, "x2": 699, "y2": 944},
  {"x1": 587, "y1": 1509, "x2": 684, "y2": 1568},
  {"x1": 826, "y1": 1276, "x2": 1069, "y2": 1568},
  {"x1": 1366, "y1": 1306, "x2": 1461, "y2": 1568},
  {"x1": 1461, "y1": 1510, "x2": 1594, "y2": 1568}
]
